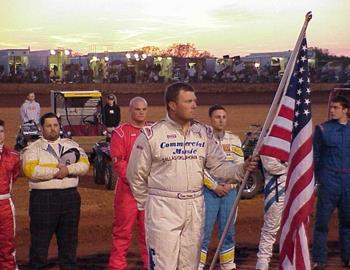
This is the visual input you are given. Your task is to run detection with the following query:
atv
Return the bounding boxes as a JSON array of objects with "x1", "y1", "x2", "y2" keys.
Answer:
[
  {"x1": 241, "y1": 124, "x2": 265, "y2": 199},
  {"x1": 14, "y1": 121, "x2": 41, "y2": 151},
  {"x1": 92, "y1": 130, "x2": 117, "y2": 190}
]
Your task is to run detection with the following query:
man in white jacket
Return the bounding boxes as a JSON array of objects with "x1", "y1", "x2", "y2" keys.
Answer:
[
  {"x1": 127, "y1": 82, "x2": 258, "y2": 270},
  {"x1": 20, "y1": 92, "x2": 41, "y2": 124},
  {"x1": 22, "y1": 112, "x2": 89, "y2": 270}
]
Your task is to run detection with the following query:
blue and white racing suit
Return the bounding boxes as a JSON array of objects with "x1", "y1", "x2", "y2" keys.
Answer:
[
  {"x1": 199, "y1": 131, "x2": 244, "y2": 270},
  {"x1": 256, "y1": 156, "x2": 287, "y2": 270}
]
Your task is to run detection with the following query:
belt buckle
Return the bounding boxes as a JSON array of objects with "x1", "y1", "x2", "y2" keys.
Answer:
[{"x1": 177, "y1": 193, "x2": 194, "y2": 199}]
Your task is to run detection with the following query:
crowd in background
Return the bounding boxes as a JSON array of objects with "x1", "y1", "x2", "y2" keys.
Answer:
[{"x1": 0, "y1": 58, "x2": 349, "y2": 84}]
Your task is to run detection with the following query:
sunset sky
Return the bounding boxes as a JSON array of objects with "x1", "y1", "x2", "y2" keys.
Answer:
[{"x1": 0, "y1": 0, "x2": 349, "y2": 57}]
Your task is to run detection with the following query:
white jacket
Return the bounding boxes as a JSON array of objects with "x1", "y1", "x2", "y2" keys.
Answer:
[
  {"x1": 127, "y1": 115, "x2": 246, "y2": 210},
  {"x1": 22, "y1": 137, "x2": 89, "y2": 190},
  {"x1": 20, "y1": 100, "x2": 40, "y2": 124}
]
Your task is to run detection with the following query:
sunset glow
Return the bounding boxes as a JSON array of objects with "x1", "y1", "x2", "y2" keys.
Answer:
[{"x1": 0, "y1": 0, "x2": 349, "y2": 56}]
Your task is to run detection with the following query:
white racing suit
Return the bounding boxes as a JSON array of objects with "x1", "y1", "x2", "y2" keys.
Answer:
[
  {"x1": 127, "y1": 115, "x2": 246, "y2": 270},
  {"x1": 256, "y1": 155, "x2": 287, "y2": 270}
]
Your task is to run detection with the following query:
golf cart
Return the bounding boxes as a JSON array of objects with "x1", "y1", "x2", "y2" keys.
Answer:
[
  {"x1": 241, "y1": 124, "x2": 265, "y2": 199},
  {"x1": 51, "y1": 90, "x2": 118, "y2": 190}
]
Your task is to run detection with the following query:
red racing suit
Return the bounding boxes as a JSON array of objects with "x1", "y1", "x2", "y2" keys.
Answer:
[
  {"x1": 0, "y1": 147, "x2": 20, "y2": 270},
  {"x1": 108, "y1": 123, "x2": 149, "y2": 270}
]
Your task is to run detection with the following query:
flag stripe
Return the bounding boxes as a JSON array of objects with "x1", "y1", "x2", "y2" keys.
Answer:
[
  {"x1": 278, "y1": 105, "x2": 295, "y2": 121},
  {"x1": 259, "y1": 145, "x2": 289, "y2": 161},
  {"x1": 274, "y1": 116, "x2": 294, "y2": 132},
  {"x1": 269, "y1": 125, "x2": 292, "y2": 142}
]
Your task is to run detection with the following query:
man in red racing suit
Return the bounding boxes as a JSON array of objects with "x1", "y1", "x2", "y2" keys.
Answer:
[
  {"x1": 108, "y1": 97, "x2": 149, "y2": 270},
  {"x1": 0, "y1": 119, "x2": 20, "y2": 270}
]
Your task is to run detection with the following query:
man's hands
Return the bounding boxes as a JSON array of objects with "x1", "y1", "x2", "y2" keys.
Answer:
[
  {"x1": 54, "y1": 164, "x2": 70, "y2": 179},
  {"x1": 214, "y1": 183, "x2": 232, "y2": 197},
  {"x1": 243, "y1": 156, "x2": 260, "y2": 172}
]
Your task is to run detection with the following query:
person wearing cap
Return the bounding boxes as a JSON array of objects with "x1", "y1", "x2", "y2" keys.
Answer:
[
  {"x1": 103, "y1": 94, "x2": 121, "y2": 132},
  {"x1": 0, "y1": 119, "x2": 20, "y2": 269},
  {"x1": 22, "y1": 112, "x2": 89, "y2": 270}
]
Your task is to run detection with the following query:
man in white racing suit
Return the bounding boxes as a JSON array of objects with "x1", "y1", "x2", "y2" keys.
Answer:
[
  {"x1": 127, "y1": 82, "x2": 259, "y2": 270},
  {"x1": 256, "y1": 155, "x2": 287, "y2": 270}
]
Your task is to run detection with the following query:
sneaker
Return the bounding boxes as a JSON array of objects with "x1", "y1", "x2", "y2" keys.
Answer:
[{"x1": 312, "y1": 262, "x2": 326, "y2": 270}]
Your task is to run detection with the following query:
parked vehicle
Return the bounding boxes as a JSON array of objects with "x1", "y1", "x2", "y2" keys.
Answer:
[
  {"x1": 241, "y1": 124, "x2": 265, "y2": 199},
  {"x1": 14, "y1": 121, "x2": 41, "y2": 151},
  {"x1": 92, "y1": 131, "x2": 117, "y2": 190}
]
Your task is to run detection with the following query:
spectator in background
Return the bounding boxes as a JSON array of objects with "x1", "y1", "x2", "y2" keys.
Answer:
[
  {"x1": 20, "y1": 92, "x2": 41, "y2": 124},
  {"x1": 103, "y1": 94, "x2": 121, "y2": 133}
]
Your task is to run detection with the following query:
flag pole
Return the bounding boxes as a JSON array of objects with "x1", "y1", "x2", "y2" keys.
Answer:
[{"x1": 208, "y1": 12, "x2": 313, "y2": 270}]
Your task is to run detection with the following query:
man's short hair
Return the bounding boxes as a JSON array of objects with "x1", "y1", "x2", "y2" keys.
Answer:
[
  {"x1": 0, "y1": 119, "x2": 4, "y2": 127},
  {"x1": 40, "y1": 112, "x2": 59, "y2": 126},
  {"x1": 129, "y1": 97, "x2": 148, "y2": 107},
  {"x1": 164, "y1": 82, "x2": 195, "y2": 111},
  {"x1": 208, "y1": 104, "x2": 226, "y2": 117},
  {"x1": 331, "y1": 95, "x2": 349, "y2": 109}
]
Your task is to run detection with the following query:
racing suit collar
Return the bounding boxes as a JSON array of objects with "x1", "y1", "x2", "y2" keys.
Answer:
[
  {"x1": 40, "y1": 137, "x2": 61, "y2": 149},
  {"x1": 165, "y1": 114, "x2": 197, "y2": 133}
]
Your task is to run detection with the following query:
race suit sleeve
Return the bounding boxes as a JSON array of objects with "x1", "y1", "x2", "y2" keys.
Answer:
[
  {"x1": 203, "y1": 169, "x2": 218, "y2": 190},
  {"x1": 126, "y1": 133, "x2": 152, "y2": 210},
  {"x1": 66, "y1": 146, "x2": 90, "y2": 176},
  {"x1": 204, "y1": 137, "x2": 244, "y2": 190},
  {"x1": 12, "y1": 154, "x2": 21, "y2": 182},
  {"x1": 110, "y1": 128, "x2": 127, "y2": 178},
  {"x1": 313, "y1": 125, "x2": 323, "y2": 183},
  {"x1": 205, "y1": 137, "x2": 245, "y2": 183},
  {"x1": 22, "y1": 147, "x2": 59, "y2": 180},
  {"x1": 260, "y1": 155, "x2": 287, "y2": 175}
]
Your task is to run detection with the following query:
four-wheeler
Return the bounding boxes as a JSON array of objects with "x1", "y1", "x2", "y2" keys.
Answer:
[
  {"x1": 92, "y1": 131, "x2": 117, "y2": 190},
  {"x1": 241, "y1": 124, "x2": 265, "y2": 199},
  {"x1": 14, "y1": 121, "x2": 41, "y2": 151}
]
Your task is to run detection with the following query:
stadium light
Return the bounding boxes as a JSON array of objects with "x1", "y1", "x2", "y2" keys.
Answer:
[
  {"x1": 64, "y1": 49, "x2": 70, "y2": 56},
  {"x1": 50, "y1": 49, "x2": 56, "y2": 55},
  {"x1": 141, "y1": 53, "x2": 147, "y2": 60},
  {"x1": 126, "y1": 53, "x2": 131, "y2": 59},
  {"x1": 104, "y1": 56, "x2": 109, "y2": 61},
  {"x1": 254, "y1": 62, "x2": 260, "y2": 68}
]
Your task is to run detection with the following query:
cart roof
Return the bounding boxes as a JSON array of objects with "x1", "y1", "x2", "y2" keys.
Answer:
[{"x1": 53, "y1": 90, "x2": 102, "y2": 98}]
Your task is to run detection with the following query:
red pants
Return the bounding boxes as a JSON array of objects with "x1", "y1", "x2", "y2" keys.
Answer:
[
  {"x1": 0, "y1": 198, "x2": 17, "y2": 270},
  {"x1": 108, "y1": 180, "x2": 148, "y2": 270}
]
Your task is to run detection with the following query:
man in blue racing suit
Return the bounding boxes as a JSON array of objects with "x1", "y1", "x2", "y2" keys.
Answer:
[{"x1": 312, "y1": 95, "x2": 350, "y2": 270}]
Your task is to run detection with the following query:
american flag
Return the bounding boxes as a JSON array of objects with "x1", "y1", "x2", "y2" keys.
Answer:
[{"x1": 259, "y1": 37, "x2": 315, "y2": 270}]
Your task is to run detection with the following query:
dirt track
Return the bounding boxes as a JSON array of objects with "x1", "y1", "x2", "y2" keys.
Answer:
[{"x1": 0, "y1": 87, "x2": 346, "y2": 269}]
